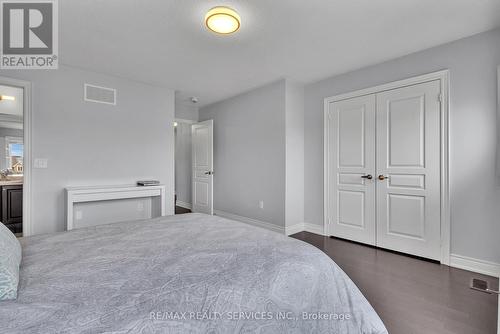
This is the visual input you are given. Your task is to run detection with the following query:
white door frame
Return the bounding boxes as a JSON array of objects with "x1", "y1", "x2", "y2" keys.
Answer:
[
  {"x1": 324, "y1": 70, "x2": 450, "y2": 265},
  {"x1": 0, "y1": 76, "x2": 33, "y2": 236},
  {"x1": 497, "y1": 65, "x2": 500, "y2": 334},
  {"x1": 175, "y1": 118, "x2": 197, "y2": 125}
]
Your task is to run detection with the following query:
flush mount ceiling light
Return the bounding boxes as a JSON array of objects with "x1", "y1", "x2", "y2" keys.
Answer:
[
  {"x1": 205, "y1": 6, "x2": 241, "y2": 34},
  {"x1": 0, "y1": 95, "x2": 15, "y2": 101}
]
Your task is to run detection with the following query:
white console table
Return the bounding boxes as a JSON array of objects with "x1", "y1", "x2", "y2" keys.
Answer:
[{"x1": 65, "y1": 185, "x2": 166, "y2": 230}]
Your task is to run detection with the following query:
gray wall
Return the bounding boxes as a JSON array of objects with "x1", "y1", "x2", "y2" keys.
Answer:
[
  {"x1": 0, "y1": 65, "x2": 175, "y2": 235},
  {"x1": 174, "y1": 122, "x2": 193, "y2": 205},
  {"x1": 200, "y1": 80, "x2": 287, "y2": 227},
  {"x1": 175, "y1": 99, "x2": 199, "y2": 121},
  {"x1": 304, "y1": 28, "x2": 500, "y2": 263},
  {"x1": 285, "y1": 82, "x2": 305, "y2": 228}
]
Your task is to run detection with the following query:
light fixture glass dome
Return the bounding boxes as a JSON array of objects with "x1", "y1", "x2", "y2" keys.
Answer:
[{"x1": 205, "y1": 6, "x2": 241, "y2": 34}]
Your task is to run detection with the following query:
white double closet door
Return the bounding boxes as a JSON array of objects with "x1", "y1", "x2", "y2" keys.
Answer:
[{"x1": 327, "y1": 80, "x2": 442, "y2": 260}]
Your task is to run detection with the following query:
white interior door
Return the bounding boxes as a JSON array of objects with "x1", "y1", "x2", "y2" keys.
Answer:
[
  {"x1": 327, "y1": 95, "x2": 376, "y2": 245},
  {"x1": 376, "y1": 80, "x2": 441, "y2": 260},
  {"x1": 191, "y1": 120, "x2": 213, "y2": 214}
]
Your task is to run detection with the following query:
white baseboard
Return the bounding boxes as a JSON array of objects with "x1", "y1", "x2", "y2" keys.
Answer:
[
  {"x1": 450, "y1": 254, "x2": 500, "y2": 278},
  {"x1": 285, "y1": 223, "x2": 326, "y2": 236},
  {"x1": 304, "y1": 223, "x2": 325, "y2": 236},
  {"x1": 176, "y1": 201, "x2": 192, "y2": 210},
  {"x1": 216, "y1": 214, "x2": 499, "y2": 278},
  {"x1": 286, "y1": 223, "x2": 304, "y2": 236},
  {"x1": 286, "y1": 223, "x2": 500, "y2": 278},
  {"x1": 214, "y1": 210, "x2": 285, "y2": 234}
]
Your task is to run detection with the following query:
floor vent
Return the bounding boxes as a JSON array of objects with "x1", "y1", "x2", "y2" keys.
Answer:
[
  {"x1": 84, "y1": 84, "x2": 116, "y2": 105},
  {"x1": 470, "y1": 278, "x2": 499, "y2": 294}
]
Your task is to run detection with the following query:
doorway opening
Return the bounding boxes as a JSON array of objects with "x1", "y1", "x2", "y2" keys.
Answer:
[
  {"x1": 174, "y1": 118, "x2": 214, "y2": 215},
  {"x1": 174, "y1": 119, "x2": 195, "y2": 215},
  {"x1": 0, "y1": 77, "x2": 31, "y2": 237}
]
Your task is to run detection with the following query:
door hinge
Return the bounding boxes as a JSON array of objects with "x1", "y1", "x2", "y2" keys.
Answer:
[{"x1": 438, "y1": 94, "x2": 443, "y2": 103}]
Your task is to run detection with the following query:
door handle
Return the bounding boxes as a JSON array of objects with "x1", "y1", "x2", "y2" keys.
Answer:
[
  {"x1": 361, "y1": 174, "x2": 373, "y2": 180},
  {"x1": 204, "y1": 171, "x2": 213, "y2": 175},
  {"x1": 378, "y1": 175, "x2": 389, "y2": 181}
]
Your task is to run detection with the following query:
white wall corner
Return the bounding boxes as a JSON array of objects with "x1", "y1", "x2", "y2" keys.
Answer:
[
  {"x1": 214, "y1": 210, "x2": 285, "y2": 234},
  {"x1": 449, "y1": 254, "x2": 500, "y2": 278},
  {"x1": 174, "y1": 95, "x2": 199, "y2": 122},
  {"x1": 285, "y1": 79, "x2": 305, "y2": 237},
  {"x1": 303, "y1": 223, "x2": 326, "y2": 236},
  {"x1": 286, "y1": 223, "x2": 304, "y2": 236},
  {"x1": 285, "y1": 222, "x2": 326, "y2": 236}
]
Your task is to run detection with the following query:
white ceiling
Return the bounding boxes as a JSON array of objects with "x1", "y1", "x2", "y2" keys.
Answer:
[{"x1": 60, "y1": 0, "x2": 500, "y2": 107}]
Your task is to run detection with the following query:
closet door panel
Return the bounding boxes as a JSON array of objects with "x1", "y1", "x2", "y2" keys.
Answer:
[
  {"x1": 376, "y1": 80, "x2": 441, "y2": 260},
  {"x1": 327, "y1": 95, "x2": 376, "y2": 245}
]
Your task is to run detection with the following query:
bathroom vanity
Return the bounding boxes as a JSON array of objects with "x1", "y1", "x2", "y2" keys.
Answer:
[{"x1": 0, "y1": 182, "x2": 23, "y2": 234}]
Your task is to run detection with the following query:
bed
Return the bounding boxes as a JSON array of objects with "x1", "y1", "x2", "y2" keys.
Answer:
[{"x1": 0, "y1": 213, "x2": 387, "y2": 334}]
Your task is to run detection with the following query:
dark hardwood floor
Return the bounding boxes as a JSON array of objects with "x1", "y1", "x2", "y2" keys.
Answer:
[
  {"x1": 175, "y1": 206, "x2": 191, "y2": 214},
  {"x1": 291, "y1": 231, "x2": 498, "y2": 334}
]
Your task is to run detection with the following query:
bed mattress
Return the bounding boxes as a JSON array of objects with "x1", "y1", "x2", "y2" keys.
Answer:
[{"x1": 0, "y1": 213, "x2": 387, "y2": 334}]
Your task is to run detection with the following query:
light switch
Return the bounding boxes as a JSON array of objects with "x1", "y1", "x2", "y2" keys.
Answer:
[{"x1": 34, "y1": 158, "x2": 48, "y2": 169}]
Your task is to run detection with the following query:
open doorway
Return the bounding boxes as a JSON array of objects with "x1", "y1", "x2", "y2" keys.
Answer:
[
  {"x1": 0, "y1": 83, "x2": 24, "y2": 236},
  {"x1": 174, "y1": 119, "x2": 195, "y2": 215},
  {"x1": 174, "y1": 119, "x2": 214, "y2": 215}
]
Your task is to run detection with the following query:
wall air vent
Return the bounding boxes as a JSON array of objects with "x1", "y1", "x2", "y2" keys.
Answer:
[{"x1": 84, "y1": 84, "x2": 116, "y2": 105}]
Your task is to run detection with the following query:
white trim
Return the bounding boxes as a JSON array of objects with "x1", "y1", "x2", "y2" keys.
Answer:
[
  {"x1": 323, "y1": 70, "x2": 451, "y2": 264},
  {"x1": 286, "y1": 222, "x2": 327, "y2": 236},
  {"x1": 65, "y1": 184, "x2": 166, "y2": 230},
  {"x1": 175, "y1": 118, "x2": 197, "y2": 124},
  {"x1": 176, "y1": 200, "x2": 192, "y2": 210},
  {"x1": 497, "y1": 66, "x2": 500, "y2": 183},
  {"x1": 450, "y1": 254, "x2": 500, "y2": 278},
  {"x1": 304, "y1": 223, "x2": 326, "y2": 236},
  {"x1": 324, "y1": 70, "x2": 450, "y2": 104},
  {"x1": 323, "y1": 97, "x2": 330, "y2": 237},
  {"x1": 286, "y1": 223, "x2": 304, "y2": 236},
  {"x1": 214, "y1": 210, "x2": 285, "y2": 234},
  {"x1": 0, "y1": 76, "x2": 32, "y2": 236}
]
